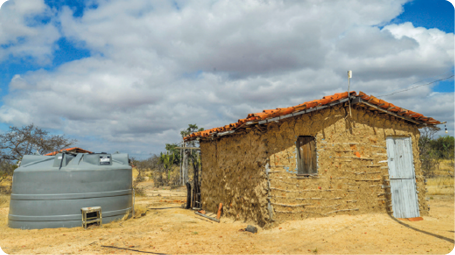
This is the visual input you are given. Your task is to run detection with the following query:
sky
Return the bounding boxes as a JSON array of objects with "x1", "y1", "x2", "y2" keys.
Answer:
[{"x1": 0, "y1": 0, "x2": 453, "y2": 159}]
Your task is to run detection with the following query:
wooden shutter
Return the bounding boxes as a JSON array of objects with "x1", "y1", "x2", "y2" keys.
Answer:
[{"x1": 297, "y1": 136, "x2": 317, "y2": 175}]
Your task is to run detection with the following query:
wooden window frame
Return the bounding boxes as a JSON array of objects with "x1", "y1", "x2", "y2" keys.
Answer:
[{"x1": 296, "y1": 136, "x2": 318, "y2": 176}]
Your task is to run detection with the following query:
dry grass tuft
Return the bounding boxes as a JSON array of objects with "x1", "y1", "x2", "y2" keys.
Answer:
[
  {"x1": 134, "y1": 187, "x2": 147, "y2": 197},
  {"x1": 433, "y1": 159, "x2": 454, "y2": 177},
  {"x1": 134, "y1": 204, "x2": 148, "y2": 218},
  {"x1": 0, "y1": 194, "x2": 10, "y2": 208},
  {"x1": 427, "y1": 176, "x2": 454, "y2": 196},
  {"x1": 102, "y1": 213, "x2": 130, "y2": 228},
  {"x1": 101, "y1": 206, "x2": 142, "y2": 228},
  {"x1": 0, "y1": 177, "x2": 12, "y2": 194}
]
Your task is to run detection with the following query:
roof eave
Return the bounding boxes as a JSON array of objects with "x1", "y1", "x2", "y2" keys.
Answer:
[
  {"x1": 184, "y1": 97, "x2": 351, "y2": 142},
  {"x1": 184, "y1": 94, "x2": 441, "y2": 142},
  {"x1": 350, "y1": 97, "x2": 427, "y2": 126}
]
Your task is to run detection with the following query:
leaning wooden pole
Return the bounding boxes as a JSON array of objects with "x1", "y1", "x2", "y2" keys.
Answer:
[
  {"x1": 180, "y1": 141, "x2": 183, "y2": 185},
  {"x1": 195, "y1": 212, "x2": 220, "y2": 223}
]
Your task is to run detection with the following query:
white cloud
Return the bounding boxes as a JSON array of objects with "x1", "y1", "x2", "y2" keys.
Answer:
[
  {"x1": 0, "y1": 0, "x2": 60, "y2": 64},
  {"x1": 0, "y1": 0, "x2": 453, "y2": 156}
]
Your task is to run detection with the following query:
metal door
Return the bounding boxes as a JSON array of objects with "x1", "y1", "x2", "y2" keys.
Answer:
[{"x1": 386, "y1": 137, "x2": 420, "y2": 218}]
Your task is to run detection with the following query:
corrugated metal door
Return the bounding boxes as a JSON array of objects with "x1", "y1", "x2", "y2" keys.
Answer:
[{"x1": 386, "y1": 137, "x2": 420, "y2": 218}]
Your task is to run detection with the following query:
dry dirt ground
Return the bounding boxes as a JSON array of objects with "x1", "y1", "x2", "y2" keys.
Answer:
[{"x1": 0, "y1": 180, "x2": 454, "y2": 254}]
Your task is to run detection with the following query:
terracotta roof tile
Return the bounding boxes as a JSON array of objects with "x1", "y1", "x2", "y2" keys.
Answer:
[
  {"x1": 184, "y1": 91, "x2": 440, "y2": 141},
  {"x1": 45, "y1": 147, "x2": 92, "y2": 156}
]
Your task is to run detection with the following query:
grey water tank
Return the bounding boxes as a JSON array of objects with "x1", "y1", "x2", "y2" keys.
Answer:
[{"x1": 8, "y1": 152, "x2": 132, "y2": 229}]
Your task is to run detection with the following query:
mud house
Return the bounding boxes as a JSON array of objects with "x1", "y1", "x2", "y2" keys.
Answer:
[{"x1": 183, "y1": 91, "x2": 441, "y2": 226}]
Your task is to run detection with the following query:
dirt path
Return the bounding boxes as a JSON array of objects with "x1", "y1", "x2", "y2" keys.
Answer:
[{"x1": 0, "y1": 184, "x2": 453, "y2": 254}]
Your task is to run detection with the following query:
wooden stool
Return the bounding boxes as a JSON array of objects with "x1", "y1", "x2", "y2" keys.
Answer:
[{"x1": 81, "y1": 206, "x2": 102, "y2": 229}]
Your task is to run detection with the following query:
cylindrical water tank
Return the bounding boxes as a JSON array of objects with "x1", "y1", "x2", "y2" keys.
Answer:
[{"x1": 8, "y1": 152, "x2": 132, "y2": 229}]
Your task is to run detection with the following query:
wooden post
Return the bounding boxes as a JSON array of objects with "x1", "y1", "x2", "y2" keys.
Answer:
[
  {"x1": 182, "y1": 142, "x2": 188, "y2": 184},
  {"x1": 132, "y1": 189, "x2": 135, "y2": 218},
  {"x1": 216, "y1": 203, "x2": 223, "y2": 219},
  {"x1": 180, "y1": 141, "x2": 183, "y2": 185}
]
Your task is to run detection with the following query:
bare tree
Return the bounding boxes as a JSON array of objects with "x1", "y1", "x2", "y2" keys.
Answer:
[{"x1": 0, "y1": 124, "x2": 77, "y2": 161}]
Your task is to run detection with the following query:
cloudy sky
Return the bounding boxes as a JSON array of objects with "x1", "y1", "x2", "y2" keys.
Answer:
[{"x1": 0, "y1": 0, "x2": 453, "y2": 158}]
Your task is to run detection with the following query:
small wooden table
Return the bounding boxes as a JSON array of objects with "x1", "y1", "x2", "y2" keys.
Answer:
[{"x1": 81, "y1": 206, "x2": 102, "y2": 229}]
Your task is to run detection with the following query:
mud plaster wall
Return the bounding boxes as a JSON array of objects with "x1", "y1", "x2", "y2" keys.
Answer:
[
  {"x1": 200, "y1": 104, "x2": 427, "y2": 226},
  {"x1": 200, "y1": 131, "x2": 269, "y2": 226}
]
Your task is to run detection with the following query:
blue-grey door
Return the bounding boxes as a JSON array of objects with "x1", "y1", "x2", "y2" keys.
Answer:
[{"x1": 386, "y1": 137, "x2": 420, "y2": 218}]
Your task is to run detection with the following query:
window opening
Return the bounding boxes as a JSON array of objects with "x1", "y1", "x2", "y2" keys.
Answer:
[{"x1": 296, "y1": 136, "x2": 317, "y2": 176}]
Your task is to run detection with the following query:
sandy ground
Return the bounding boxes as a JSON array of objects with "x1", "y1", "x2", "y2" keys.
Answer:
[{"x1": 0, "y1": 181, "x2": 454, "y2": 254}]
